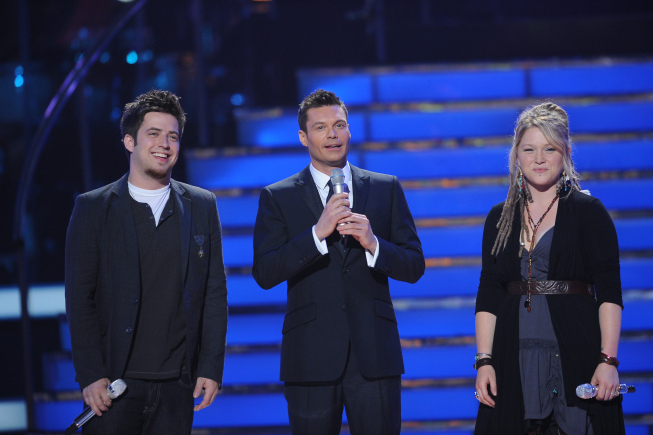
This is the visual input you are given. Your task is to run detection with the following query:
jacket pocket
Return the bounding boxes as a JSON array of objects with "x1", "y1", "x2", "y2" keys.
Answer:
[
  {"x1": 375, "y1": 299, "x2": 397, "y2": 323},
  {"x1": 282, "y1": 303, "x2": 316, "y2": 334},
  {"x1": 98, "y1": 318, "x2": 108, "y2": 336}
]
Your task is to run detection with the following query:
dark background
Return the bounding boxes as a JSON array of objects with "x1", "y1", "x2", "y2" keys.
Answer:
[{"x1": 0, "y1": 0, "x2": 652, "y2": 399}]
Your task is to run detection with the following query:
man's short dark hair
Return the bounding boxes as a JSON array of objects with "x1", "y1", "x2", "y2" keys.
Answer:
[
  {"x1": 298, "y1": 89, "x2": 348, "y2": 133},
  {"x1": 120, "y1": 90, "x2": 186, "y2": 156}
]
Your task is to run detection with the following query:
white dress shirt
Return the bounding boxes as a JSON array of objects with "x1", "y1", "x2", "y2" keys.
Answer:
[{"x1": 309, "y1": 162, "x2": 379, "y2": 267}]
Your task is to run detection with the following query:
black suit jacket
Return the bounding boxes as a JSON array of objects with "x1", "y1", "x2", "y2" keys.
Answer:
[
  {"x1": 65, "y1": 173, "x2": 228, "y2": 390},
  {"x1": 252, "y1": 165, "x2": 424, "y2": 382}
]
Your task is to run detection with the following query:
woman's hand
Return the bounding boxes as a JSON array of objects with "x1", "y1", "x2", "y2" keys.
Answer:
[
  {"x1": 590, "y1": 363, "x2": 620, "y2": 401},
  {"x1": 475, "y1": 364, "x2": 497, "y2": 407}
]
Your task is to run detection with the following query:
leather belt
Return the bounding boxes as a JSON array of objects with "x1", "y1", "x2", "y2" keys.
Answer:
[{"x1": 507, "y1": 280, "x2": 595, "y2": 297}]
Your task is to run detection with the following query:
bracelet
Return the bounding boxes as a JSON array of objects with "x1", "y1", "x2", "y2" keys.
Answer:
[
  {"x1": 599, "y1": 352, "x2": 619, "y2": 368},
  {"x1": 475, "y1": 353, "x2": 492, "y2": 361},
  {"x1": 473, "y1": 358, "x2": 493, "y2": 370}
]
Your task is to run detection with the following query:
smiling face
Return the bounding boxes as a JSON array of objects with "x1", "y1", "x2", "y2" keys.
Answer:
[
  {"x1": 298, "y1": 105, "x2": 351, "y2": 175},
  {"x1": 517, "y1": 126, "x2": 565, "y2": 193},
  {"x1": 124, "y1": 111, "x2": 180, "y2": 189}
]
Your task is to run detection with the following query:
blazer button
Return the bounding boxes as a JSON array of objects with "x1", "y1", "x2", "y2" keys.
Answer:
[
  {"x1": 384, "y1": 266, "x2": 391, "y2": 273},
  {"x1": 126, "y1": 327, "x2": 133, "y2": 333},
  {"x1": 342, "y1": 305, "x2": 347, "y2": 311},
  {"x1": 342, "y1": 268, "x2": 349, "y2": 274},
  {"x1": 132, "y1": 298, "x2": 139, "y2": 305}
]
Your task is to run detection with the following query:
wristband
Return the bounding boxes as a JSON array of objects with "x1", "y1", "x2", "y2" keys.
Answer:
[
  {"x1": 598, "y1": 352, "x2": 619, "y2": 368},
  {"x1": 475, "y1": 353, "x2": 492, "y2": 361},
  {"x1": 473, "y1": 358, "x2": 492, "y2": 370}
]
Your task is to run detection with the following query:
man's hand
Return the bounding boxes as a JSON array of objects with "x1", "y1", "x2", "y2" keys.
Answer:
[
  {"x1": 314, "y1": 193, "x2": 352, "y2": 241},
  {"x1": 337, "y1": 213, "x2": 377, "y2": 254},
  {"x1": 83, "y1": 377, "x2": 112, "y2": 416},
  {"x1": 193, "y1": 377, "x2": 219, "y2": 411}
]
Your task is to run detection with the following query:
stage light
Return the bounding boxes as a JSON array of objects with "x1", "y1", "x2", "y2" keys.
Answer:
[
  {"x1": 141, "y1": 50, "x2": 154, "y2": 62},
  {"x1": 231, "y1": 93, "x2": 245, "y2": 106},
  {"x1": 100, "y1": 52, "x2": 111, "y2": 63},
  {"x1": 111, "y1": 107, "x2": 121, "y2": 121},
  {"x1": 126, "y1": 50, "x2": 138, "y2": 64},
  {"x1": 14, "y1": 75, "x2": 24, "y2": 88},
  {"x1": 15, "y1": 66, "x2": 24, "y2": 76}
]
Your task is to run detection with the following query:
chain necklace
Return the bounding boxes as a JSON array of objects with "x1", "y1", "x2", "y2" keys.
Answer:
[{"x1": 523, "y1": 194, "x2": 559, "y2": 312}]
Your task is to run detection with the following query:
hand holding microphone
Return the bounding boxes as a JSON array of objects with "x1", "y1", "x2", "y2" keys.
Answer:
[
  {"x1": 66, "y1": 379, "x2": 127, "y2": 434},
  {"x1": 314, "y1": 169, "x2": 351, "y2": 241}
]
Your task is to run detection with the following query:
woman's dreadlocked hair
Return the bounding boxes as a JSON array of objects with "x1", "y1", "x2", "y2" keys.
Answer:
[{"x1": 490, "y1": 102, "x2": 582, "y2": 256}]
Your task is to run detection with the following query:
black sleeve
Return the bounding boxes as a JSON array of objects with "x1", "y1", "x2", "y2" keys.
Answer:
[{"x1": 475, "y1": 203, "x2": 506, "y2": 315}]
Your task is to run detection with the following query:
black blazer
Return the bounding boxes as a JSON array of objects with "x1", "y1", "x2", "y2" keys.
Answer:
[
  {"x1": 252, "y1": 165, "x2": 425, "y2": 382},
  {"x1": 65, "y1": 173, "x2": 228, "y2": 390}
]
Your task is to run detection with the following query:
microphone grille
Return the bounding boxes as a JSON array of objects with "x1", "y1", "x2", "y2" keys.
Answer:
[
  {"x1": 330, "y1": 168, "x2": 345, "y2": 185},
  {"x1": 107, "y1": 379, "x2": 127, "y2": 399}
]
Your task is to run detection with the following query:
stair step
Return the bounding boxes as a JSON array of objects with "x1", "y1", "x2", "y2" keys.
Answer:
[
  {"x1": 220, "y1": 218, "x2": 653, "y2": 268},
  {"x1": 234, "y1": 99, "x2": 653, "y2": 147},
  {"x1": 186, "y1": 137, "x2": 653, "y2": 195},
  {"x1": 296, "y1": 60, "x2": 653, "y2": 106}
]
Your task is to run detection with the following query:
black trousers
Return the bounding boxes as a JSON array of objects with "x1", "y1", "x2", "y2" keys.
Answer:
[
  {"x1": 284, "y1": 343, "x2": 401, "y2": 435},
  {"x1": 83, "y1": 375, "x2": 194, "y2": 435}
]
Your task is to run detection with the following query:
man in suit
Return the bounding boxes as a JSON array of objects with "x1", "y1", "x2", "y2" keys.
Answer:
[
  {"x1": 65, "y1": 90, "x2": 227, "y2": 434},
  {"x1": 252, "y1": 89, "x2": 425, "y2": 434}
]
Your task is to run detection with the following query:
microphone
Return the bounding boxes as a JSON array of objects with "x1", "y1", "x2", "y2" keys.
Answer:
[
  {"x1": 65, "y1": 379, "x2": 127, "y2": 434},
  {"x1": 576, "y1": 383, "x2": 635, "y2": 399},
  {"x1": 330, "y1": 168, "x2": 349, "y2": 239}
]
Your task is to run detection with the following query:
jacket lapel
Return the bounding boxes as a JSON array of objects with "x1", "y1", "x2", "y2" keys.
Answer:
[
  {"x1": 342, "y1": 166, "x2": 370, "y2": 264},
  {"x1": 295, "y1": 165, "x2": 345, "y2": 260},
  {"x1": 171, "y1": 180, "x2": 192, "y2": 287},
  {"x1": 109, "y1": 174, "x2": 140, "y2": 294}
]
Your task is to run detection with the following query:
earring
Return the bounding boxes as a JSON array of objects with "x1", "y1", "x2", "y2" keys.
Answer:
[
  {"x1": 517, "y1": 167, "x2": 523, "y2": 194},
  {"x1": 556, "y1": 170, "x2": 571, "y2": 195}
]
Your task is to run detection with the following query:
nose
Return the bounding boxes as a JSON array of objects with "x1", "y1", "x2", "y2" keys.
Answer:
[
  {"x1": 534, "y1": 149, "x2": 545, "y2": 163},
  {"x1": 327, "y1": 127, "x2": 338, "y2": 139}
]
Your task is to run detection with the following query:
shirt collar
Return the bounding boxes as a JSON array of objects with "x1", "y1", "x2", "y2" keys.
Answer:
[{"x1": 309, "y1": 162, "x2": 351, "y2": 189}]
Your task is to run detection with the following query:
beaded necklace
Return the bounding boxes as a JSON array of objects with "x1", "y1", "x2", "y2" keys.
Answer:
[{"x1": 523, "y1": 194, "x2": 559, "y2": 312}]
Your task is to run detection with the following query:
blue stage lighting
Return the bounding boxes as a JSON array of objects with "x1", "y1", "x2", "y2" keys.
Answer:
[
  {"x1": 126, "y1": 50, "x2": 138, "y2": 64},
  {"x1": 100, "y1": 52, "x2": 111, "y2": 63},
  {"x1": 14, "y1": 75, "x2": 24, "y2": 88},
  {"x1": 111, "y1": 107, "x2": 121, "y2": 121},
  {"x1": 15, "y1": 66, "x2": 24, "y2": 76},
  {"x1": 231, "y1": 93, "x2": 244, "y2": 106},
  {"x1": 141, "y1": 50, "x2": 154, "y2": 62}
]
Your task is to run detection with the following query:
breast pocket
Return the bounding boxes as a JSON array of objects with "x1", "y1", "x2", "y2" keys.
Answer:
[{"x1": 282, "y1": 303, "x2": 316, "y2": 334}]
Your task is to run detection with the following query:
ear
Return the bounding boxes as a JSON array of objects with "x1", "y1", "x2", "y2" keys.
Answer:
[
  {"x1": 124, "y1": 135, "x2": 135, "y2": 153},
  {"x1": 298, "y1": 130, "x2": 308, "y2": 148}
]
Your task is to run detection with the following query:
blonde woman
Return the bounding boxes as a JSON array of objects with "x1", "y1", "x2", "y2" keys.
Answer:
[{"x1": 473, "y1": 103, "x2": 625, "y2": 435}]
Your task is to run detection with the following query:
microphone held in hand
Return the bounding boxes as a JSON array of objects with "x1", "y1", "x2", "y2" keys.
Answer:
[
  {"x1": 330, "y1": 168, "x2": 349, "y2": 239},
  {"x1": 65, "y1": 379, "x2": 127, "y2": 434},
  {"x1": 576, "y1": 383, "x2": 635, "y2": 399}
]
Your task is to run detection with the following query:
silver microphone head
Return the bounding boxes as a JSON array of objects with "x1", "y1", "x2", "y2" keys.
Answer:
[
  {"x1": 330, "y1": 168, "x2": 345, "y2": 187},
  {"x1": 107, "y1": 379, "x2": 127, "y2": 399}
]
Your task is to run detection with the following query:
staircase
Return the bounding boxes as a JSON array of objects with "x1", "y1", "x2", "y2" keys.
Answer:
[{"x1": 22, "y1": 58, "x2": 653, "y2": 434}]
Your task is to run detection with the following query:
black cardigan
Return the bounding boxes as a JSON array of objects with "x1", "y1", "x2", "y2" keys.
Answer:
[{"x1": 474, "y1": 190, "x2": 625, "y2": 435}]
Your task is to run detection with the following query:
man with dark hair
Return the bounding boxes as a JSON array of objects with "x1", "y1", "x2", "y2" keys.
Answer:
[
  {"x1": 65, "y1": 89, "x2": 228, "y2": 434},
  {"x1": 253, "y1": 89, "x2": 425, "y2": 434}
]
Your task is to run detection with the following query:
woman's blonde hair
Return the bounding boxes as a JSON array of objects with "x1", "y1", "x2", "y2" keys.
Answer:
[{"x1": 491, "y1": 102, "x2": 581, "y2": 256}]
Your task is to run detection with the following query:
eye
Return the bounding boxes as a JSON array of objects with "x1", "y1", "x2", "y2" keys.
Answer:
[{"x1": 169, "y1": 134, "x2": 179, "y2": 141}]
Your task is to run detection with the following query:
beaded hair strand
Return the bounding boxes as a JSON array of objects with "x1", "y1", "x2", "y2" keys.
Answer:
[{"x1": 490, "y1": 102, "x2": 581, "y2": 257}]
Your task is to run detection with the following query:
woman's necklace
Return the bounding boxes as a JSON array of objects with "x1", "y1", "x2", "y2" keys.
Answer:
[{"x1": 523, "y1": 194, "x2": 559, "y2": 312}]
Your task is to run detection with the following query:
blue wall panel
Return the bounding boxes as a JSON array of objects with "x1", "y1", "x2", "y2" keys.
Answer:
[
  {"x1": 531, "y1": 63, "x2": 653, "y2": 97},
  {"x1": 378, "y1": 69, "x2": 525, "y2": 103},
  {"x1": 237, "y1": 112, "x2": 366, "y2": 147},
  {"x1": 573, "y1": 140, "x2": 653, "y2": 172},
  {"x1": 368, "y1": 107, "x2": 518, "y2": 141},
  {"x1": 390, "y1": 265, "x2": 482, "y2": 298},
  {"x1": 566, "y1": 101, "x2": 653, "y2": 133},
  {"x1": 297, "y1": 73, "x2": 373, "y2": 106}
]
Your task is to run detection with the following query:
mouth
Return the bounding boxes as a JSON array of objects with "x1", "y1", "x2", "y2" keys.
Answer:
[
  {"x1": 324, "y1": 144, "x2": 342, "y2": 150},
  {"x1": 533, "y1": 168, "x2": 547, "y2": 173},
  {"x1": 152, "y1": 152, "x2": 169, "y2": 161}
]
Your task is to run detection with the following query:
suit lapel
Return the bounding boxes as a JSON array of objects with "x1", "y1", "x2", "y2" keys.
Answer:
[
  {"x1": 171, "y1": 180, "x2": 192, "y2": 287},
  {"x1": 295, "y1": 165, "x2": 345, "y2": 261},
  {"x1": 109, "y1": 174, "x2": 140, "y2": 293},
  {"x1": 342, "y1": 166, "x2": 370, "y2": 264}
]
